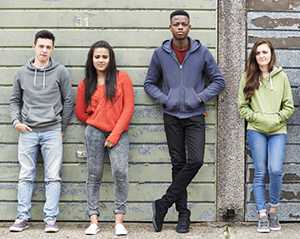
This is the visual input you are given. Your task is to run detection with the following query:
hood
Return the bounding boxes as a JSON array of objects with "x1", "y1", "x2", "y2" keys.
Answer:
[
  {"x1": 25, "y1": 57, "x2": 60, "y2": 89},
  {"x1": 260, "y1": 66, "x2": 283, "y2": 91},
  {"x1": 270, "y1": 65, "x2": 283, "y2": 77},
  {"x1": 161, "y1": 37, "x2": 202, "y2": 54}
]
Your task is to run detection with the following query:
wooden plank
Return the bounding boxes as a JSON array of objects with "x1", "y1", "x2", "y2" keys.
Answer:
[
  {"x1": 0, "y1": 67, "x2": 148, "y2": 86},
  {"x1": 0, "y1": 48, "x2": 217, "y2": 67},
  {"x1": 0, "y1": 202, "x2": 216, "y2": 221},
  {"x1": 0, "y1": 105, "x2": 217, "y2": 124},
  {"x1": 0, "y1": 10, "x2": 216, "y2": 29},
  {"x1": 247, "y1": 184, "x2": 300, "y2": 202},
  {"x1": 248, "y1": 30, "x2": 300, "y2": 49},
  {"x1": 0, "y1": 124, "x2": 217, "y2": 144},
  {"x1": 0, "y1": 143, "x2": 216, "y2": 163},
  {"x1": 289, "y1": 107, "x2": 300, "y2": 125},
  {"x1": 0, "y1": 163, "x2": 215, "y2": 182},
  {"x1": 246, "y1": 203, "x2": 300, "y2": 221},
  {"x1": 0, "y1": 0, "x2": 216, "y2": 10},
  {"x1": 247, "y1": 0, "x2": 300, "y2": 11},
  {"x1": 248, "y1": 12, "x2": 300, "y2": 30},
  {"x1": 0, "y1": 182, "x2": 216, "y2": 202},
  {"x1": 0, "y1": 86, "x2": 217, "y2": 106},
  {"x1": 247, "y1": 144, "x2": 300, "y2": 164},
  {"x1": 0, "y1": 29, "x2": 216, "y2": 48},
  {"x1": 246, "y1": 49, "x2": 300, "y2": 68},
  {"x1": 247, "y1": 164, "x2": 300, "y2": 183}
]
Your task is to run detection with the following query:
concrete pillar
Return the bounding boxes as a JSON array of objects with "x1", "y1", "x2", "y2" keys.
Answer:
[{"x1": 217, "y1": 0, "x2": 246, "y2": 221}]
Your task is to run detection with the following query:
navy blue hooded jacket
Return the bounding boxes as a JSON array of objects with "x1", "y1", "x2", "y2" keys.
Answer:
[{"x1": 144, "y1": 38, "x2": 225, "y2": 119}]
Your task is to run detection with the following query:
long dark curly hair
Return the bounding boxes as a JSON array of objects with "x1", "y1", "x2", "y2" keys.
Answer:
[
  {"x1": 243, "y1": 39, "x2": 276, "y2": 100},
  {"x1": 84, "y1": 40, "x2": 117, "y2": 104}
]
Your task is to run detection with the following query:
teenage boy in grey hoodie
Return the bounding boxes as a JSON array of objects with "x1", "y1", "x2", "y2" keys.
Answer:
[
  {"x1": 9, "y1": 30, "x2": 73, "y2": 233},
  {"x1": 144, "y1": 10, "x2": 225, "y2": 233}
]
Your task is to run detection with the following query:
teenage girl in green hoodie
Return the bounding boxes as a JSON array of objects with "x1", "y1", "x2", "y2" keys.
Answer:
[{"x1": 239, "y1": 40, "x2": 294, "y2": 233}]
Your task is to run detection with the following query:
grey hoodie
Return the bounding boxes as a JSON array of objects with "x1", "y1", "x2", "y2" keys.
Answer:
[{"x1": 9, "y1": 58, "x2": 73, "y2": 132}]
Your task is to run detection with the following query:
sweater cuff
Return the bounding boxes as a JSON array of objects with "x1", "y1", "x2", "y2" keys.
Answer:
[
  {"x1": 106, "y1": 133, "x2": 120, "y2": 146},
  {"x1": 12, "y1": 119, "x2": 20, "y2": 128}
]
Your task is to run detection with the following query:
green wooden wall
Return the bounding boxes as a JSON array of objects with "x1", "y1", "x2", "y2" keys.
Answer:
[{"x1": 0, "y1": 0, "x2": 218, "y2": 221}]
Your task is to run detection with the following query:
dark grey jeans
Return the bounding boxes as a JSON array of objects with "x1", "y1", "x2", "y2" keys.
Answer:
[{"x1": 85, "y1": 125, "x2": 129, "y2": 217}]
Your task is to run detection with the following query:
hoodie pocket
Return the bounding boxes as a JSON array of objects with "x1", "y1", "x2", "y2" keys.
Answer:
[
  {"x1": 252, "y1": 112, "x2": 283, "y2": 133},
  {"x1": 164, "y1": 88, "x2": 180, "y2": 111},
  {"x1": 26, "y1": 105, "x2": 56, "y2": 124},
  {"x1": 185, "y1": 88, "x2": 201, "y2": 111}
]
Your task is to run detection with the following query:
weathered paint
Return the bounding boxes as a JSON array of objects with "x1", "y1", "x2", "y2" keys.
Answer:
[
  {"x1": 0, "y1": 144, "x2": 216, "y2": 163},
  {"x1": 245, "y1": 4, "x2": 300, "y2": 222},
  {"x1": 0, "y1": 48, "x2": 217, "y2": 67},
  {"x1": 248, "y1": 12, "x2": 300, "y2": 30},
  {"x1": 0, "y1": 182, "x2": 216, "y2": 202},
  {"x1": 0, "y1": 163, "x2": 215, "y2": 183},
  {"x1": 0, "y1": 10, "x2": 216, "y2": 29},
  {"x1": 247, "y1": 184, "x2": 300, "y2": 202},
  {"x1": 247, "y1": 0, "x2": 300, "y2": 11},
  {"x1": 0, "y1": 105, "x2": 217, "y2": 124},
  {"x1": 0, "y1": 202, "x2": 216, "y2": 221},
  {"x1": 0, "y1": 0, "x2": 216, "y2": 10},
  {"x1": 246, "y1": 203, "x2": 300, "y2": 221},
  {"x1": 0, "y1": 1, "x2": 218, "y2": 221},
  {"x1": 0, "y1": 29, "x2": 217, "y2": 48}
]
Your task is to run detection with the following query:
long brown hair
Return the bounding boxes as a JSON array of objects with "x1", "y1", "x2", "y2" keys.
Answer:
[
  {"x1": 243, "y1": 39, "x2": 276, "y2": 100},
  {"x1": 84, "y1": 40, "x2": 117, "y2": 104}
]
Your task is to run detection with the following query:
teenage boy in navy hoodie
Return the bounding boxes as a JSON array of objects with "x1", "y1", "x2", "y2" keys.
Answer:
[
  {"x1": 9, "y1": 30, "x2": 73, "y2": 233},
  {"x1": 144, "y1": 10, "x2": 225, "y2": 233}
]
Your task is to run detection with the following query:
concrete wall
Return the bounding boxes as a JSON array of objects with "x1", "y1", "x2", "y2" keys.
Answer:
[
  {"x1": 0, "y1": 0, "x2": 218, "y2": 221},
  {"x1": 246, "y1": 0, "x2": 300, "y2": 221}
]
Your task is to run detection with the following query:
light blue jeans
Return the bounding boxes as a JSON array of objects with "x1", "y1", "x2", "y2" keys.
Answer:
[
  {"x1": 16, "y1": 128, "x2": 63, "y2": 223},
  {"x1": 247, "y1": 130, "x2": 287, "y2": 213}
]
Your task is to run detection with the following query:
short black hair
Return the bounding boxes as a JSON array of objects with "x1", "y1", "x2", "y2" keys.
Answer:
[
  {"x1": 170, "y1": 9, "x2": 190, "y2": 22},
  {"x1": 34, "y1": 30, "x2": 55, "y2": 45}
]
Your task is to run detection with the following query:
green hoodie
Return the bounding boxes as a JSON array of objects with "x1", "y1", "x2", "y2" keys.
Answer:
[{"x1": 238, "y1": 66, "x2": 294, "y2": 134}]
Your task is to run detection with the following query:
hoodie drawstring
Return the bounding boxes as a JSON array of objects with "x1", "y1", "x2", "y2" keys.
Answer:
[
  {"x1": 33, "y1": 69, "x2": 46, "y2": 89},
  {"x1": 33, "y1": 69, "x2": 37, "y2": 87},
  {"x1": 269, "y1": 74, "x2": 274, "y2": 90},
  {"x1": 43, "y1": 70, "x2": 46, "y2": 89}
]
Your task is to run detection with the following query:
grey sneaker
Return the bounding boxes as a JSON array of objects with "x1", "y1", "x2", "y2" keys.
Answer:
[
  {"x1": 269, "y1": 213, "x2": 281, "y2": 231},
  {"x1": 45, "y1": 220, "x2": 59, "y2": 233},
  {"x1": 257, "y1": 216, "x2": 270, "y2": 233},
  {"x1": 9, "y1": 219, "x2": 30, "y2": 232}
]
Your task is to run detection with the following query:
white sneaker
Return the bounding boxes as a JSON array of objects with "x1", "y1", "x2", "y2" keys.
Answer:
[
  {"x1": 114, "y1": 223, "x2": 128, "y2": 236},
  {"x1": 85, "y1": 223, "x2": 100, "y2": 235}
]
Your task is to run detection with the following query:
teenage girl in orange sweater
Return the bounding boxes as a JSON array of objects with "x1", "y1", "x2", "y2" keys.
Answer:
[{"x1": 75, "y1": 40, "x2": 134, "y2": 236}]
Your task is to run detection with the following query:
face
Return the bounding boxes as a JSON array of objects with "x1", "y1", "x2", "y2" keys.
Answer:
[
  {"x1": 33, "y1": 38, "x2": 54, "y2": 64},
  {"x1": 255, "y1": 43, "x2": 272, "y2": 68},
  {"x1": 93, "y1": 47, "x2": 110, "y2": 73},
  {"x1": 169, "y1": 15, "x2": 191, "y2": 40}
]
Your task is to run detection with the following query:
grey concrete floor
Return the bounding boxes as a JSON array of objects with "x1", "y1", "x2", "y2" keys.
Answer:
[{"x1": 0, "y1": 222, "x2": 299, "y2": 239}]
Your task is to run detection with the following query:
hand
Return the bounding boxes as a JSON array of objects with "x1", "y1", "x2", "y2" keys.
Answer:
[
  {"x1": 104, "y1": 140, "x2": 113, "y2": 148},
  {"x1": 15, "y1": 122, "x2": 32, "y2": 133}
]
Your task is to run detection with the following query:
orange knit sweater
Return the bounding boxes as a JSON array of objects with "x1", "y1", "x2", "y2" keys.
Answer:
[{"x1": 75, "y1": 71, "x2": 134, "y2": 145}]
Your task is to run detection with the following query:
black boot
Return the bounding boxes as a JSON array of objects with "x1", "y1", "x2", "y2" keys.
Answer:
[
  {"x1": 176, "y1": 210, "x2": 191, "y2": 233},
  {"x1": 152, "y1": 200, "x2": 168, "y2": 232}
]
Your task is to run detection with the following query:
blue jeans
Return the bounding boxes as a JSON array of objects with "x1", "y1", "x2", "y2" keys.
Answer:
[
  {"x1": 16, "y1": 128, "x2": 63, "y2": 222},
  {"x1": 247, "y1": 130, "x2": 287, "y2": 213}
]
